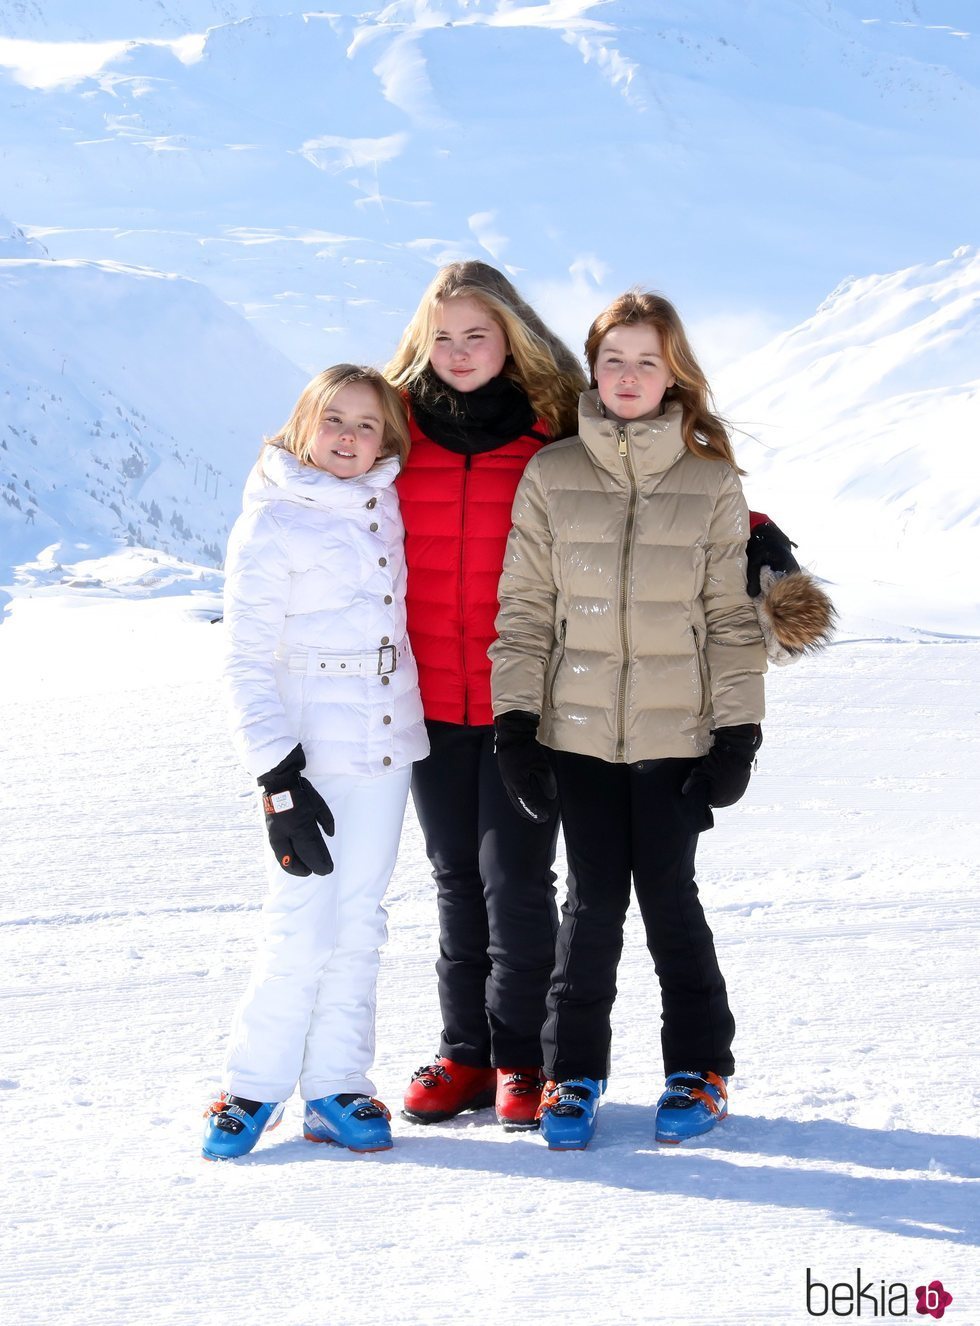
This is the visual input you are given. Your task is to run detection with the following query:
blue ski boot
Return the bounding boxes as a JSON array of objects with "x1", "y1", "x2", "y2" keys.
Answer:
[
  {"x1": 537, "y1": 1078, "x2": 606, "y2": 1150},
  {"x1": 655, "y1": 1071, "x2": 729, "y2": 1143},
  {"x1": 202, "y1": 1093, "x2": 285, "y2": 1160},
  {"x1": 303, "y1": 1093, "x2": 393, "y2": 1152}
]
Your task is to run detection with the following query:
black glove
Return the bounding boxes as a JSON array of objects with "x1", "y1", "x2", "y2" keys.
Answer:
[
  {"x1": 682, "y1": 724, "x2": 762, "y2": 810},
  {"x1": 746, "y1": 520, "x2": 800, "y2": 597},
  {"x1": 257, "y1": 744, "x2": 335, "y2": 876},
  {"x1": 494, "y1": 710, "x2": 558, "y2": 824}
]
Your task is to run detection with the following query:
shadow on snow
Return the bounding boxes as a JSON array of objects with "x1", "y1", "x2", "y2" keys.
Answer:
[{"x1": 239, "y1": 1105, "x2": 980, "y2": 1246}]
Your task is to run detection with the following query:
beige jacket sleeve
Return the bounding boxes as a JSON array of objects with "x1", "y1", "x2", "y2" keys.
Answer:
[
  {"x1": 703, "y1": 468, "x2": 767, "y2": 727},
  {"x1": 489, "y1": 456, "x2": 558, "y2": 718}
]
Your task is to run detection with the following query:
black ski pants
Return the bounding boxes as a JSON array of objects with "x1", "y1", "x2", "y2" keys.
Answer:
[
  {"x1": 543, "y1": 750, "x2": 735, "y2": 1083},
  {"x1": 411, "y1": 720, "x2": 560, "y2": 1068}
]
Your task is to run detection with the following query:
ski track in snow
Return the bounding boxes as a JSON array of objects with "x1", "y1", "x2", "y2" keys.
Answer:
[{"x1": 0, "y1": 592, "x2": 978, "y2": 1325}]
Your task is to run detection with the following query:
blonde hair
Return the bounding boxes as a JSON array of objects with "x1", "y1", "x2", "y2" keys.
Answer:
[
  {"x1": 585, "y1": 291, "x2": 742, "y2": 471},
  {"x1": 385, "y1": 261, "x2": 586, "y2": 439},
  {"x1": 264, "y1": 363, "x2": 410, "y2": 472}
]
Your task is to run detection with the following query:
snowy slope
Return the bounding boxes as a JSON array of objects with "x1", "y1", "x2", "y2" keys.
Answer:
[
  {"x1": 1, "y1": 1, "x2": 976, "y2": 618},
  {"x1": 3, "y1": 227, "x2": 977, "y2": 632},
  {"x1": 0, "y1": 218, "x2": 306, "y2": 584},
  {"x1": 0, "y1": 587, "x2": 977, "y2": 1326},
  {"x1": 0, "y1": 1, "x2": 976, "y2": 373},
  {"x1": 716, "y1": 246, "x2": 980, "y2": 628},
  {"x1": 1, "y1": 9, "x2": 977, "y2": 1318}
]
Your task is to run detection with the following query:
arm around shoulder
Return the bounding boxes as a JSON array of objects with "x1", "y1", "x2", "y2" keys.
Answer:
[
  {"x1": 703, "y1": 467, "x2": 766, "y2": 727},
  {"x1": 489, "y1": 457, "x2": 559, "y2": 719}
]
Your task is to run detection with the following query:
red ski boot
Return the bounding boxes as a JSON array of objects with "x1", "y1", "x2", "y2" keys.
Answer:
[
  {"x1": 495, "y1": 1068, "x2": 545, "y2": 1131},
  {"x1": 401, "y1": 1056, "x2": 496, "y2": 1123}
]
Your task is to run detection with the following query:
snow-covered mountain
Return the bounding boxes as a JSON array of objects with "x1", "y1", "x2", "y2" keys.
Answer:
[
  {"x1": 716, "y1": 246, "x2": 980, "y2": 625},
  {"x1": 4, "y1": 226, "x2": 974, "y2": 625},
  {"x1": 1, "y1": 1, "x2": 976, "y2": 374},
  {"x1": 2, "y1": 12, "x2": 977, "y2": 1318},
  {"x1": 0, "y1": 3, "x2": 976, "y2": 623},
  {"x1": 0, "y1": 215, "x2": 305, "y2": 586}
]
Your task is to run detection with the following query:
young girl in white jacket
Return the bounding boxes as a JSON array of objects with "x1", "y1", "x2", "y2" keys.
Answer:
[{"x1": 203, "y1": 364, "x2": 428, "y2": 1160}]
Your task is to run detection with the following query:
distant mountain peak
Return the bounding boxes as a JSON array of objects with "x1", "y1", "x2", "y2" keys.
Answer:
[{"x1": 0, "y1": 215, "x2": 48, "y2": 258}]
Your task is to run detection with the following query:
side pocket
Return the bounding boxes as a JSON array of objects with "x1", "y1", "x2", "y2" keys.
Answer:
[
  {"x1": 547, "y1": 618, "x2": 567, "y2": 711},
  {"x1": 691, "y1": 625, "x2": 709, "y2": 717}
]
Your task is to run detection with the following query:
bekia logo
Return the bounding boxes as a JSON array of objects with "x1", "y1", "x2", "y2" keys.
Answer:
[
  {"x1": 806, "y1": 1269, "x2": 954, "y2": 1318},
  {"x1": 915, "y1": 1284, "x2": 954, "y2": 1319}
]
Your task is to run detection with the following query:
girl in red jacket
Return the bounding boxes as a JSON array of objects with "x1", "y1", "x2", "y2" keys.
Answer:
[{"x1": 385, "y1": 261, "x2": 586, "y2": 1129}]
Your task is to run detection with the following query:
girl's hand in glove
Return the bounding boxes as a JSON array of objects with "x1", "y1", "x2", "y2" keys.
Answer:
[
  {"x1": 494, "y1": 710, "x2": 558, "y2": 824},
  {"x1": 258, "y1": 744, "x2": 335, "y2": 876},
  {"x1": 682, "y1": 724, "x2": 763, "y2": 809}
]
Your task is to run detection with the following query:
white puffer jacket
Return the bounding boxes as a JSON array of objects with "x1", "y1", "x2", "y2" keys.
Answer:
[{"x1": 222, "y1": 445, "x2": 428, "y2": 780}]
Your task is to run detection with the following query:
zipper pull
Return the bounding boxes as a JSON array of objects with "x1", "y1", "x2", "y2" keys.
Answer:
[{"x1": 617, "y1": 426, "x2": 628, "y2": 457}]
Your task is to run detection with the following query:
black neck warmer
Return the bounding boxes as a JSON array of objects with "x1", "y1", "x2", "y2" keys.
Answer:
[{"x1": 409, "y1": 371, "x2": 541, "y2": 456}]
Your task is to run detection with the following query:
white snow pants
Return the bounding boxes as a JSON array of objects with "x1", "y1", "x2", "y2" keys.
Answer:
[{"x1": 223, "y1": 765, "x2": 411, "y2": 1103}]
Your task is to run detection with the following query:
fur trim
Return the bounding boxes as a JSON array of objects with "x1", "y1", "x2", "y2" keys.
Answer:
[
  {"x1": 755, "y1": 567, "x2": 837, "y2": 660},
  {"x1": 754, "y1": 604, "x2": 798, "y2": 667}
]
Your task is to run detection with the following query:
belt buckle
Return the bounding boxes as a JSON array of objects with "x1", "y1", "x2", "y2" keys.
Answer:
[{"x1": 377, "y1": 644, "x2": 397, "y2": 675}]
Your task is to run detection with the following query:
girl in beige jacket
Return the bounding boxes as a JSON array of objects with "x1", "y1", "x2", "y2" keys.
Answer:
[{"x1": 489, "y1": 291, "x2": 767, "y2": 1150}]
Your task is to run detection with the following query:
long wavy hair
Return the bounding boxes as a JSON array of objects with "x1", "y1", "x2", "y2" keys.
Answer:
[
  {"x1": 585, "y1": 291, "x2": 742, "y2": 471},
  {"x1": 385, "y1": 261, "x2": 586, "y2": 439},
  {"x1": 263, "y1": 363, "x2": 410, "y2": 472}
]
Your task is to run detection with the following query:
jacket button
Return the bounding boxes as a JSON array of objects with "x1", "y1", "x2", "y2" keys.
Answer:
[
  {"x1": 379, "y1": 557, "x2": 387, "y2": 567},
  {"x1": 383, "y1": 715, "x2": 392, "y2": 725},
  {"x1": 381, "y1": 675, "x2": 390, "y2": 686},
  {"x1": 383, "y1": 756, "x2": 392, "y2": 766},
  {"x1": 366, "y1": 498, "x2": 377, "y2": 509},
  {"x1": 384, "y1": 595, "x2": 392, "y2": 605},
  {"x1": 370, "y1": 522, "x2": 379, "y2": 532},
  {"x1": 381, "y1": 636, "x2": 390, "y2": 645}
]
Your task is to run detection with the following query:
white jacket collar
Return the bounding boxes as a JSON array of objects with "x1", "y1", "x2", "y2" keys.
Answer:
[{"x1": 243, "y1": 445, "x2": 400, "y2": 514}]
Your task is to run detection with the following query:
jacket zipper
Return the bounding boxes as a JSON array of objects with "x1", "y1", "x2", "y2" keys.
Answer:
[
  {"x1": 691, "y1": 625, "x2": 707, "y2": 716},
  {"x1": 615, "y1": 425, "x2": 638, "y2": 760},
  {"x1": 548, "y1": 618, "x2": 567, "y2": 711},
  {"x1": 459, "y1": 454, "x2": 470, "y2": 724}
]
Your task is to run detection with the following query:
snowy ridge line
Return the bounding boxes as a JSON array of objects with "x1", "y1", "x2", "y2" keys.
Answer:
[
  {"x1": 703, "y1": 856, "x2": 976, "y2": 876},
  {"x1": 210, "y1": 1124, "x2": 978, "y2": 1242},
  {"x1": 719, "y1": 919, "x2": 977, "y2": 944},
  {"x1": 710, "y1": 885, "x2": 980, "y2": 906},
  {"x1": 701, "y1": 865, "x2": 965, "y2": 884},
  {"x1": 713, "y1": 893, "x2": 979, "y2": 915},
  {"x1": 0, "y1": 900, "x2": 260, "y2": 928},
  {"x1": 643, "y1": 1147, "x2": 980, "y2": 1185},
  {"x1": 587, "y1": 1099, "x2": 980, "y2": 1176},
  {"x1": 829, "y1": 633, "x2": 980, "y2": 645},
  {"x1": 713, "y1": 1116, "x2": 980, "y2": 1180}
]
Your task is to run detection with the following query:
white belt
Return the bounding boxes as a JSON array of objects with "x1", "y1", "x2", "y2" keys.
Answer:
[{"x1": 279, "y1": 643, "x2": 402, "y2": 677}]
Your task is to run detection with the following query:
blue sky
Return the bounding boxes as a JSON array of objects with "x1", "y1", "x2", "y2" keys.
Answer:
[{"x1": 1, "y1": 1, "x2": 976, "y2": 372}]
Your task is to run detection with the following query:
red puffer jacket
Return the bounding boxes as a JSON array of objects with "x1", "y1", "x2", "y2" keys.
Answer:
[{"x1": 397, "y1": 408, "x2": 550, "y2": 725}]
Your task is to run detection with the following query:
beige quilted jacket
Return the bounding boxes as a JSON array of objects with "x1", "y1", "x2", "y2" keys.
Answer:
[{"x1": 489, "y1": 392, "x2": 766, "y2": 763}]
